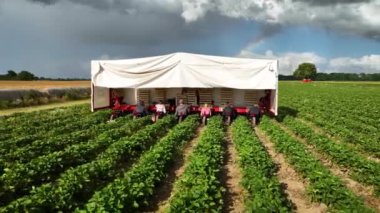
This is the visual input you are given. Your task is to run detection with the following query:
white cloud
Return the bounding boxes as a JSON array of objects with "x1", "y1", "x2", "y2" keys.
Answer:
[
  {"x1": 181, "y1": 0, "x2": 212, "y2": 23},
  {"x1": 278, "y1": 52, "x2": 327, "y2": 74},
  {"x1": 329, "y1": 55, "x2": 380, "y2": 73},
  {"x1": 180, "y1": 0, "x2": 380, "y2": 40},
  {"x1": 238, "y1": 49, "x2": 327, "y2": 74},
  {"x1": 238, "y1": 49, "x2": 380, "y2": 74}
]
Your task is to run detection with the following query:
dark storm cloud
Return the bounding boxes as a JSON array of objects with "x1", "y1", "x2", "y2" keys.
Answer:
[
  {"x1": 294, "y1": 0, "x2": 371, "y2": 6},
  {"x1": 24, "y1": 0, "x2": 380, "y2": 41},
  {"x1": 29, "y1": 0, "x2": 59, "y2": 5},
  {"x1": 0, "y1": 0, "x2": 243, "y2": 78},
  {"x1": 26, "y1": 0, "x2": 179, "y2": 14}
]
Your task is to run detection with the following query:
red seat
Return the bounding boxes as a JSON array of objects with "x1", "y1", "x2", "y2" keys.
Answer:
[
  {"x1": 235, "y1": 107, "x2": 246, "y2": 114},
  {"x1": 212, "y1": 106, "x2": 222, "y2": 113},
  {"x1": 148, "y1": 105, "x2": 156, "y2": 112}
]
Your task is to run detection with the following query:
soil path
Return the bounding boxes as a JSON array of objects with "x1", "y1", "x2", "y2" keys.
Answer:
[
  {"x1": 255, "y1": 127, "x2": 326, "y2": 213},
  {"x1": 275, "y1": 121, "x2": 380, "y2": 211},
  {"x1": 220, "y1": 127, "x2": 246, "y2": 213},
  {"x1": 149, "y1": 127, "x2": 204, "y2": 213}
]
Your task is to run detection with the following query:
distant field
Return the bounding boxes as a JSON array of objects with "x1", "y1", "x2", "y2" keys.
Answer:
[{"x1": 0, "y1": 80, "x2": 90, "y2": 90}]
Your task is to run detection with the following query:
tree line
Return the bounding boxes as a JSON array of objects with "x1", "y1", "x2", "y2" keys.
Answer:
[
  {"x1": 0, "y1": 70, "x2": 38, "y2": 80},
  {"x1": 285, "y1": 63, "x2": 380, "y2": 81},
  {"x1": 280, "y1": 73, "x2": 380, "y2": 81},
  {"x1": 0, "y1": 70, "x2": 89, "y2": 81}
]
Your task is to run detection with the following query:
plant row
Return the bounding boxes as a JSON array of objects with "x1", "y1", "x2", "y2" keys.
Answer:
[
  {"x1": 167, "y1": 116, "x2": 225, "y2": 212},
  {"x1": 279, "y1": 108, "x2": 380, "y2": 157},
  {"x1": 0, "y1": 115, "x2": 132, "y2": 166},
  {"x1": 259, "y1": 116, "x2": 373, "y2": 212},
  {"x1": 279, "y1": 82, "x2": 380, "y2": 123},
  {"x1": 282, "y1": 97, "x2": 379, "y2": 138},
  {"x1": 0, "y1": 109, "x2": 110, "y2": 155},
  {"x1": 0, "y1": 116, "x2": 151, "y2": 206},
  {"x1": 231, "y1": 117, "x2": 292, "y2": 212},
  {"x1": 285, "y1": 98, "x2": 379, "y2": 132},
  {"x1": 279, "y1": 115, "x2": 380, "y2": 196},
  {"x1": 299, "y1": 112, "x2": 380, "y2": 158},
  {"x1": 278, "y1": 84, "x2": 379, "y2": 142},
  {"x1": 0, "y1": 104, "x2": 92, "y2": 141},
  {"x1": 0, "y1": 115, "x2": 176, "y2": 212},
  {"x1": 279, "y1": 104, "x2": 380, "y2": 158},
  {"x1": 81, "y1": 115, "x2": 199, "y2": 212},
  {"x1": 0, "y1": 104, "x2": 90, "y2": 134}
]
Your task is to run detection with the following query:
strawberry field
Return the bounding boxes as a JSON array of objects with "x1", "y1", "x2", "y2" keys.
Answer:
[{"x1": 0, "y1": 81, "x2": 379, "y2": 212}]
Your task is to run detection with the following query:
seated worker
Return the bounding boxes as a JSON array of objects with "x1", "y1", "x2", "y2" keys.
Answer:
[
  {"x1": 153, "y1": 100, "x2": 166, "y2": 122},
  {"x1": 259, "y1": 92, "x2": 271, "y2": 114},
  {"x1": 175, "y1": 99, "x2": 189, "y2": 123},
  {"x1": 109, "y1": 98, "x2": 121, "y2": 122},
  {"x1": 222, "y1": 102, "x2": 234, "y2": 125},
  {"x1": 133, "y1": 100, "x2": 148, "y2": 119},
  {"x1": 247, "y1": 104, "x2": 260, "y2": 126},
  {"x1": 200, "y1": 103, "x2": 212, "y2": 126},
  {"x1": 111, "y1": 90, "x2": 124, "y2": 106}
]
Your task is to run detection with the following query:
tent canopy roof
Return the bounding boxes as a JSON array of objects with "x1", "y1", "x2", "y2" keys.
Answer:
[{"x1": 91, "y1": 52, "x2": 278, "y2": 90}]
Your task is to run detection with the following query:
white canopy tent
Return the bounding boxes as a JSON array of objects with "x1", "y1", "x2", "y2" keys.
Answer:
[{"x1": 91, "y1": 52, "x2": 279, "y2": 115}]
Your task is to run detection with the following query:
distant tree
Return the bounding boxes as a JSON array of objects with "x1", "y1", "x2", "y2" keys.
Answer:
[
  {"x1": 293, "y1": 63, "x2": 317, "y2": 80},
  {"x1": 6, "y1": 70, "x2": 17, "y2": 78},
  {"x1": 17, "y1": 70, "x2": 36, "y2": 80}
]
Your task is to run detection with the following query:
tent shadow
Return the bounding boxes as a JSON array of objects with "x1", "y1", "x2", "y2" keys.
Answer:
[{"x1": 276, "y1": 106, "x2": 299, "y2": 123}]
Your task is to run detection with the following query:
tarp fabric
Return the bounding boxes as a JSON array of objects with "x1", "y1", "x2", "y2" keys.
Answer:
[{"x1": 91, "y1": 52, "x2": 278, "y2": 90}]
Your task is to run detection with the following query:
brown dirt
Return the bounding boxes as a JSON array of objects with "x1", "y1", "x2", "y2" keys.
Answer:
[
  {"x1": 275, "y1": 121, "x2": 380, "y2": 211},
  {"x1": 149, "y1": 127, "x2": 204, "y2": 213},
  {"x1": 297, "y1": 117, "x2": 380, "y2": 163},
  {"x1": 255, "y1": 127, "x2": 326, "y2": 213},
  {"x1": 220, "y1": 127, "x2": 246, "y2": 213},
  {"x1": 0, "y1": 80, "x2": 90, "y2": 90}
]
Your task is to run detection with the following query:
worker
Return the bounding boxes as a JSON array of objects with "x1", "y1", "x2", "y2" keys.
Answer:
[
  {"x1": 153, "y1": 100, "x2": 166, "y2": 122},
  {"x1": 133, "y1": 100, "x2": 148, "y2": 119},
  {"x1": 109, "y1": 98, "x2": 121, "y2": 122},
  {"x1": 259, "y1": 90, "x2": 271, "y2": 114},
  {"x1": 200, "y1": 103, "x2": 212, "y2": 125},
  {"x1": 175, "y1": 99, "x2": 189, "y2": 123},
  {"x1": 247, "y1": 104, "x2": 260, "y2": 126},
  {"x1": 222, "y1": 102, "x2": 234, "y2": 125}
]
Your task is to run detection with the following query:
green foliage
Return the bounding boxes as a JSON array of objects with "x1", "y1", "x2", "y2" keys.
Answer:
[
  {"x1": 259, "y1": 116, "x2": 373, "y2": 212},
  {"x1": 6, "y1": 70, "x2": 17, "y2": 78},
  {"x1": 279, "y1": 82, "x2": 380, "y2": 158},
  {"x1": 280, "y1": 73, "x2": 380, "y2": 81},
  {"x1": 168, "y1": 116, "x2": 225, "y2": 212},
  {"x1": 81, "y1": 115, "x2": 199, "y2": 212},
  {"x1": 0, "y1": 89, "x2": 91, "y2": 110},
  {"x1": 1, "y1": 115, "x2": 176, "y2": 212},
  {"x1": 62, "y1": 88, "x2": 91, "y2": 101},
  {"x1": 0, "y1": 110, "x2": 120, "y2": 205},
  {"x1": 278, "y1": 112, "x2": 380, "y2": 196},
  {"x1": 0, "y1": 110, "x2": 113, "y2": 166},
  {"x1": 231, "y1": 117, "x2": 292, "y2": 212},
  {"x1": 17, "y1": 71, "x2": 37, "y2": 81},
  {"x1": 293, "y1": 63, "x2": 317, "y2": 80},
  {"x1": 0, "y1": 105, "x2": 94, "y2": 155},
  {"x1": 0, "y1": 82, "x2": 379, "y2": 212}
]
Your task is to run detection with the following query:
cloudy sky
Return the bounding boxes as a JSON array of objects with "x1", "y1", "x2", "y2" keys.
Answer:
[{"x1": 0, "y1": 0, "x2": 379, "y2": 78}]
